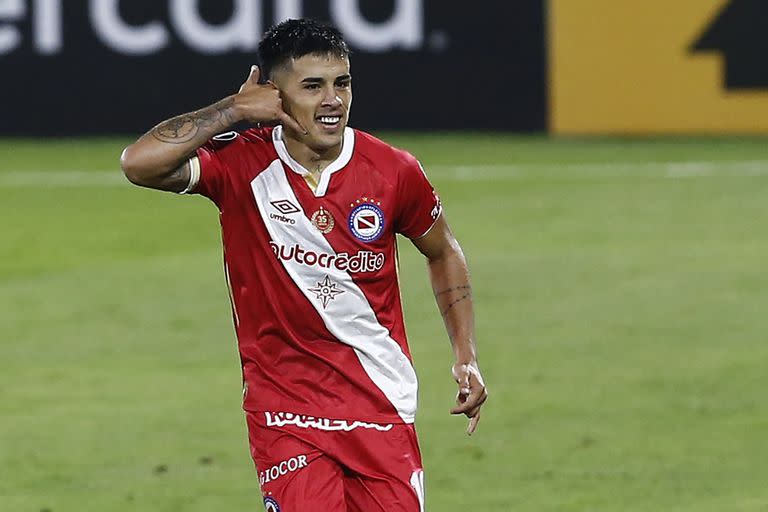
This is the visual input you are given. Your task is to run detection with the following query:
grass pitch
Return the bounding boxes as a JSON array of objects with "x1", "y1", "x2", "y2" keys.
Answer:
[{"x1": 2, "y1": 135, "x2": 768, "y2": 511}]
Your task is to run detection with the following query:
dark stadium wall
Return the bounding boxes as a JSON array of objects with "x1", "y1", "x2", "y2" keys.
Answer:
[{"x1": 0, "y1": 0, "x2": 547, "y2": 136}]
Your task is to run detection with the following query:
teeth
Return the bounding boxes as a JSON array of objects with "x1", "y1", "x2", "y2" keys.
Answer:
[{"x1": 319, "y1": 116, "x2": 341, "y2": 124}]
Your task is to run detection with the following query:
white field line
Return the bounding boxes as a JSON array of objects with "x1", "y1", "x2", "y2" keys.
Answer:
[
  {"x1": 0, "y1": 171, "x2": 127, "y2": 187},
  {"x1": 431, "y1": 160, "x2": 768, "y2": 180},
  {"x1": 1, "y1": 160, "x2": 768, "y2": 187}
]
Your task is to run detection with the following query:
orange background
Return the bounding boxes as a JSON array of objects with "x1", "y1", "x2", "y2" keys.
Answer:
[{"x1": 549, "y1": 0, "x2": 768, "y2": 134}]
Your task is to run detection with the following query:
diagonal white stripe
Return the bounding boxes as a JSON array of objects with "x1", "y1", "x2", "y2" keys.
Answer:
[
  {"x1": 250, "y1": 160, "x2": 418, "y2": 423},
  {"x1": 357, "y1": 216, "x2": 376, "y2": 229}
]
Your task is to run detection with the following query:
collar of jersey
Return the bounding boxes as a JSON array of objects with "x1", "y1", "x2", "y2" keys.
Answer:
[{"x1": 272, "y1": 125, "x2": 355, "y2": 197}]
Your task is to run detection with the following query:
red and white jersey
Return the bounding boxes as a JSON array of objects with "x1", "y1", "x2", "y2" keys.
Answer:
[{"x1": 188, "y1": 126, "x2": 441, "y2": 425}]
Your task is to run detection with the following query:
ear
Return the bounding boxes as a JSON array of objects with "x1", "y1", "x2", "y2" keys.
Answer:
[{"x1": 266, "y1": 79, "x2": 279, "y2": 90}]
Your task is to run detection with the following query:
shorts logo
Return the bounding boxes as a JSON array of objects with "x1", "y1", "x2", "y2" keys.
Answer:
[
  {"x1": 259, "y1": 455, "x2": 309, "y2": 486},
  {"x1": 310, "y1": 206, "x2": 335, "y2": 234},
  {"x1": 263, "y1": 496, "x2": 280, "y2": 512},
  {"x1": 348, "y1": 202, "x2": 385, "y2": 242}
]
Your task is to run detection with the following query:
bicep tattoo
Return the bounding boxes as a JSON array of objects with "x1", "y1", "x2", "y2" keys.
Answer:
[
  {"x1": 151, "y1": 97, "x2": 235, "y2": 144},
  {"x1": 152, "y1": 115, "x2": 197, "y2": 143}
]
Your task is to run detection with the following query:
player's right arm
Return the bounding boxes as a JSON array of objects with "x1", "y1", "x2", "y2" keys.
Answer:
[{"x1": 120, "y1": 66, "x2": 305, "y2": 192}]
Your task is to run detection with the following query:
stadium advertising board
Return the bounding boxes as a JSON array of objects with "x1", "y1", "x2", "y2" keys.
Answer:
[
  {"x1": 0, "y1": 0, "x2": 545, "y2": 135},
  {"x1": 549, "y1": 0, "x2": 768, "y2": 134}
]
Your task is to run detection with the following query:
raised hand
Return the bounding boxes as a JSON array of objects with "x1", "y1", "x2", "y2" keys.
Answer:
[{"x1": 235, "y1": 66, "x2": 307, "y2": 135}]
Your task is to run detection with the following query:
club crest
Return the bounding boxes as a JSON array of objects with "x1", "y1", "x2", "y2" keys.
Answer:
[
  {"x1": 348, "y1": 200, "x2": 385, "y2": 242},
  {"x1": 310, "y1": 206, "x2": 335, "y2": 234},
  {"x1": 264, "y1": 496, "x2": 281, "y2": 512}
]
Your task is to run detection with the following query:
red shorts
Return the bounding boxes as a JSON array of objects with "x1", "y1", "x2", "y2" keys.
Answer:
[{"x1": 245, "y1": 411, "x2": 425, "y2": 512}]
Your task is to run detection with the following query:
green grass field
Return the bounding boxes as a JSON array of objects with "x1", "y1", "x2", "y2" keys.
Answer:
[{"x1": 2, "y1": 135, "x2": 768, "y2": 511}]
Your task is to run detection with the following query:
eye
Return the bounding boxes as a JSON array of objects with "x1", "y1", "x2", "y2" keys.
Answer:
[
  {"x1": 336, "y1": 80, "x2": 351, "y2": 89},
  {"x1": 304, "y1": 83, "x2": 321, "y2": 90}
]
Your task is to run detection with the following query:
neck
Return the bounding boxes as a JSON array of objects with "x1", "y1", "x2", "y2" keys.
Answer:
[{"x1": 282, "y1": 130, "x2": 343, "y2": 173}]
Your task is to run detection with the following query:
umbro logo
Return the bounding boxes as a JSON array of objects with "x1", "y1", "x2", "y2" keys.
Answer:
[
  {"x1": 270, "y1": 200, "x2": 300, "y2": 215},
  {"x1": 269, "y1": 199, "x2": 300, "y2": 225}
]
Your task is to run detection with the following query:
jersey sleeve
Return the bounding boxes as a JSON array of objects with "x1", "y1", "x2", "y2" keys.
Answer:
[
  {"x1": 394, "y1": 154, "x2": 442, "y2": 239},
  {"x1": 185, "y1": 131, "x2": 243, "y2": 206}
]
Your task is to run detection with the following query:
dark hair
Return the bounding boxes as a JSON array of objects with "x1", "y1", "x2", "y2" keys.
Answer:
[{"x1": 257, "y1": 19, "x2": 350, "y2": 81}]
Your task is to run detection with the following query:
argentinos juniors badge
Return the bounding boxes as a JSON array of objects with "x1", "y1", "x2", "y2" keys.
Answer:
[
  {"x1": 263, "y1": 496, "x2": 280, "y2": 512},
  {"x1": 348, "y1": 202, "x2": 384, "y2": 242}
]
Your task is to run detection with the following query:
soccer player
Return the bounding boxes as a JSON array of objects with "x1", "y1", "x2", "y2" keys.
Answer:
[{"x1": 120, "y1": 18, "x2": 487, "y2": 512}]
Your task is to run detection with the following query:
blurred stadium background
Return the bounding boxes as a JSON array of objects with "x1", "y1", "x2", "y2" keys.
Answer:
[{"x1": 3, "y1": 1, "x2": 768, "y2": 511}]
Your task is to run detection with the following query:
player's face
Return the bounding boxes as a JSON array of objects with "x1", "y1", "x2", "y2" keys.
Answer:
[{"x1": 272, "y1": 54, "x2": 352, "y2": 153}]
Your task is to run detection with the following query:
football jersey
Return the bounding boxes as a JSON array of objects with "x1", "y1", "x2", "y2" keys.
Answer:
[{"x1": 188, "y1": 125, "x2": 441, "y2": 425}]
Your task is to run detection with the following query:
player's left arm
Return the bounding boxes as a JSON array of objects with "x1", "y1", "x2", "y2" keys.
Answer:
[{"x1": 411, "y1": 214, "x2": 488, "y2": 435}]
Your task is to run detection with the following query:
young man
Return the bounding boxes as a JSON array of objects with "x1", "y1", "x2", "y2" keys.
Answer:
[{"x1": 120, "y1": 18, "x2": 486, "y2": 512}]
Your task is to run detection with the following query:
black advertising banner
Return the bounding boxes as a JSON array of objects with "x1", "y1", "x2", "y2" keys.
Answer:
[{"x1": 0, "y1": 0, "x2": 546, "y2": 135}]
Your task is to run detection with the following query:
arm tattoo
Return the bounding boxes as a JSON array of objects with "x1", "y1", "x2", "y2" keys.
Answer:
[
  {"x1": 435, "y1": 285, "x2": 471, "y2": 297},
  {"x1": 440, "y1": 292, "x2": 472, "y2": 317},
  {"x1": 436, "y1": 284, "x2": 472, "y2": 317},
  {"x1": 151, "y1": 98, "x2": 235, "y2": 144},
  {"x1": 152, "y1": 115, "x2": 197, "y2": 143}
]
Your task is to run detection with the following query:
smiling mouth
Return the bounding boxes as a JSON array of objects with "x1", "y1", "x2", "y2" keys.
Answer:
[{"x1": 317, "y1": 115, "x2": 342, "y2": 126}]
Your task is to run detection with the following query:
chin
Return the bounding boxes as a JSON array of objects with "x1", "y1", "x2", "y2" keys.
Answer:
[{"x1": 309, "y1": 132, "x2": 345, "y2": 151}]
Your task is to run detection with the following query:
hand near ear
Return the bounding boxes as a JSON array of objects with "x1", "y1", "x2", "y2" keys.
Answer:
[{"x1": 235, "y1": 66, "x2": 307, "y2": 135}]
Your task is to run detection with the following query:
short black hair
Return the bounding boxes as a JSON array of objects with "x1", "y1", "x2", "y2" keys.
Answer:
[{"x1": 257, "y1": 19, "x2": 350, "y2": 81}]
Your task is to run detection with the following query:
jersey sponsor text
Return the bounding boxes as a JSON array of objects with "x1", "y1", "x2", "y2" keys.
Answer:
[{"x1": 269, "y1": 241, "x2": 385, "y2": 273}]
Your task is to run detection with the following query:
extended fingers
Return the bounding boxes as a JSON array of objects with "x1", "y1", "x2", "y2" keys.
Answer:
[
  {"x1": 464, "y1": 393, "x2": 487, "y2": 418},
  {"x1": 239, "y1": 65, "x2": 260, "y2": 93},
  {"x1": 249, "y1": 65, "x2": 261, "y2": 84},
  {"x1": 467, "y1": 411, "x2": 481, "y2": 435},
  {"x1": 278, "y1": 110, "x2": 308, "y2": 135}
]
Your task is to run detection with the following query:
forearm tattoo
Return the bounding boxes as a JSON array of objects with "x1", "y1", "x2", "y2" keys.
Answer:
[
  {"x1": 436, "y1": 285, "x2": 472, "y2": 317},
  {"x1": 151, "y1": 98, "x2": 235, "y2": 144},
  {"x1": 435, "y1": 285, "x2": 471, "y2": 296}
]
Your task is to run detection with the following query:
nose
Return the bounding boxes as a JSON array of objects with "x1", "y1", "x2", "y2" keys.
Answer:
[{"x1": 321, "y1": 87, "x2": 342, "y2": 108}]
